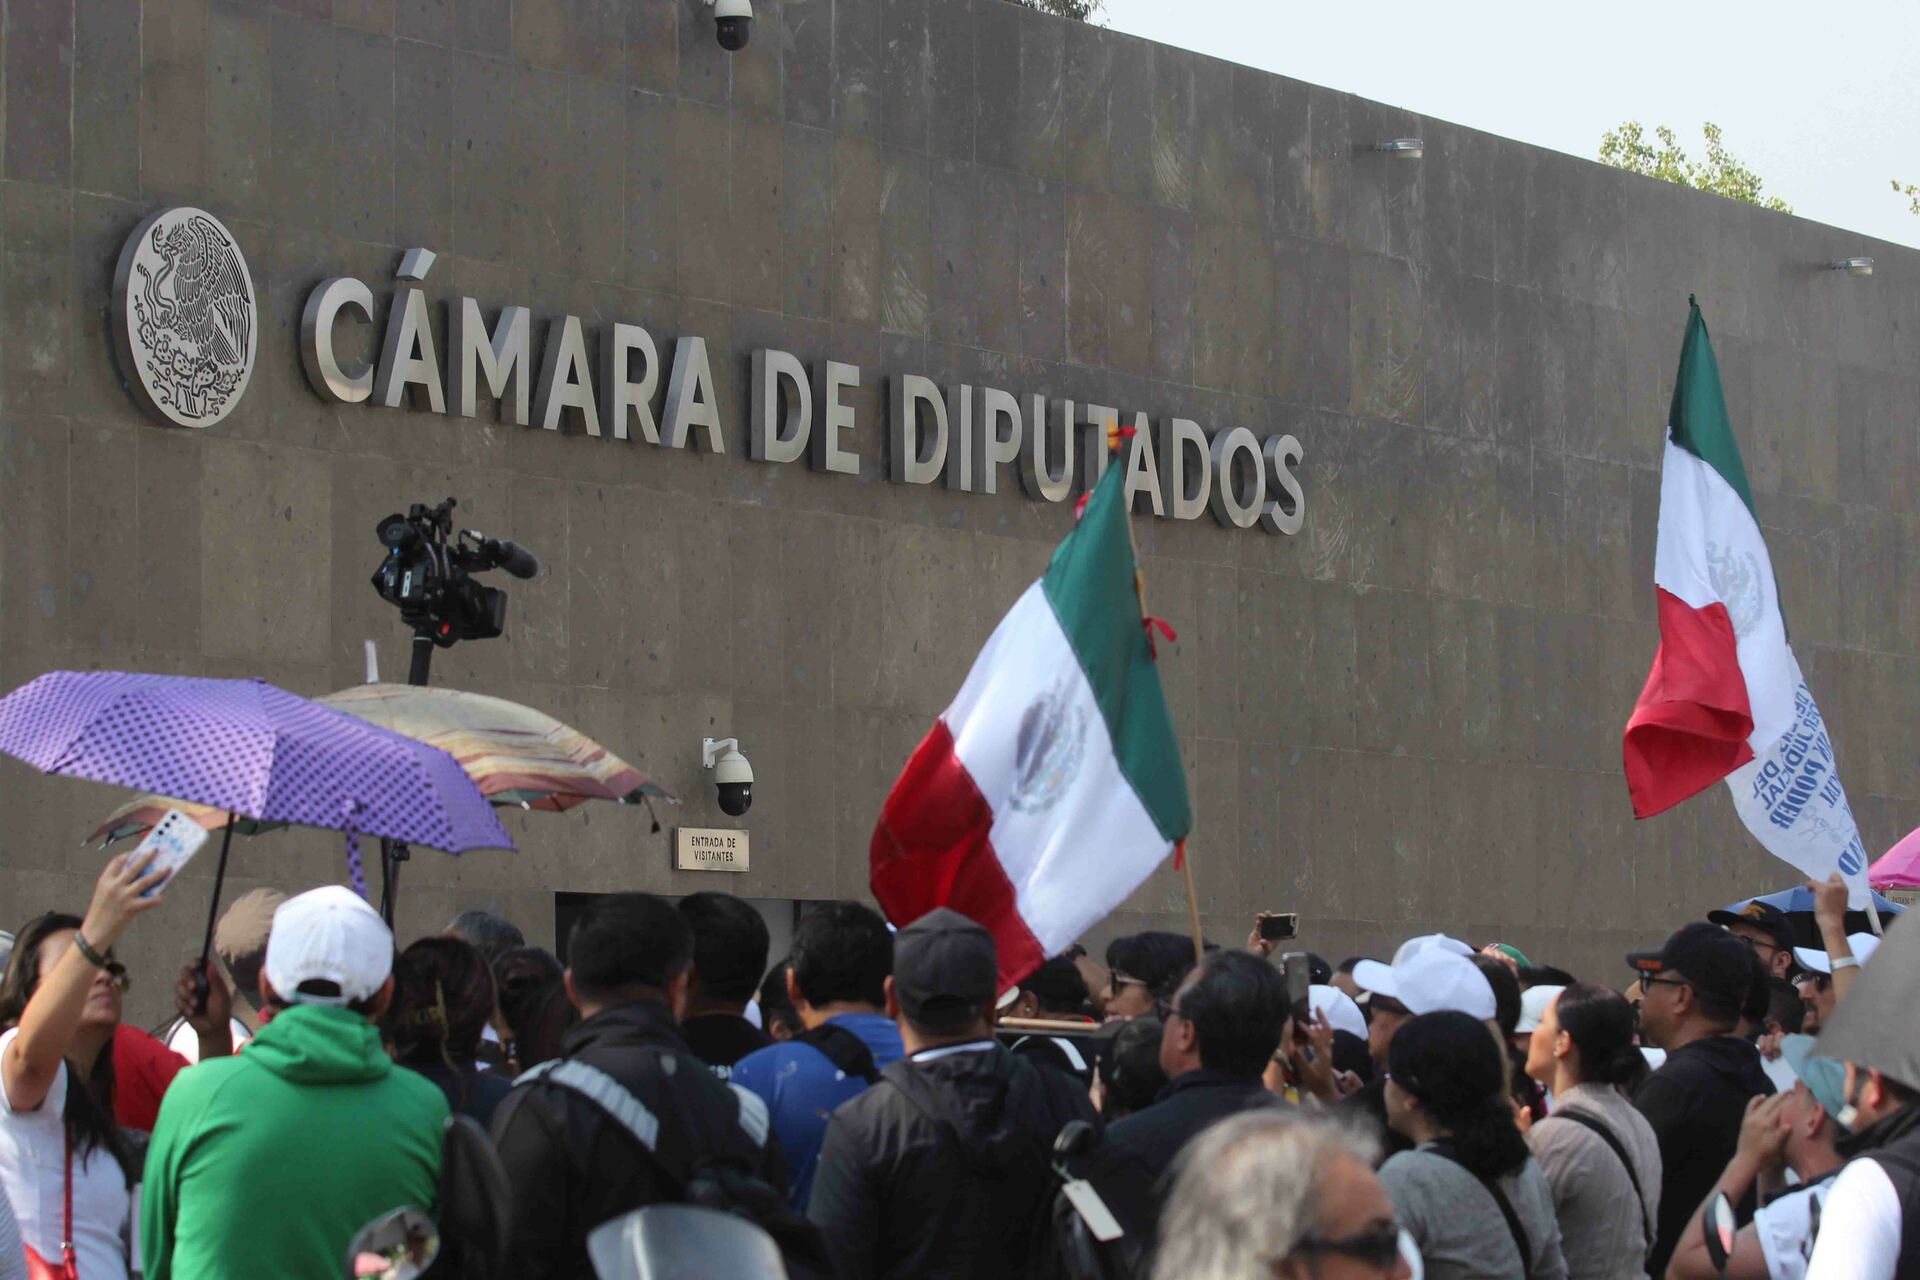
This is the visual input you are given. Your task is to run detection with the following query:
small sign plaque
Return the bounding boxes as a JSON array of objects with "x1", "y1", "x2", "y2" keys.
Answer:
[{"x1": 675, "y1": 827, "x2": 748, "y2": 872}]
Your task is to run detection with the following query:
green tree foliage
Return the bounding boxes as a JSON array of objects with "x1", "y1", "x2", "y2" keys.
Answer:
[
  {"x1": 1892, "y1": 180, "x2": 1920, "y2": 216},
  {"x1": 1004, "y1": 0, "x2": 1104, "y2": 20},
  {"x1": 1598, "y1": 122, "x2": 1791, "y2": 214}
]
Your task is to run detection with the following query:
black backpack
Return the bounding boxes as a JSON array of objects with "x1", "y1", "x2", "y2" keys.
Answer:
[
  {"x1": 795, "y1": 1022, "x2": 880, "y2": 1084},
  {"x1": 521, "y1": 1056, "x2": 833, "y2": 1280}
]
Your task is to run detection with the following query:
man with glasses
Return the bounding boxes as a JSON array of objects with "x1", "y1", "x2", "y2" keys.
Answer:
[
  {"x1": 1085, "y1": 950, "x2": 1290, "y2": 1253},
  {"x1": 1153, "y1": 1109, "x2": 1412, "y2": 1280},
  {"x1": 1792, "y1": 934, "x2": 1879, "y2": 1034},
  {"x1": 1709, "y1": 901, "x2": 1801, "y2": 980},
  {"x1": 1628, "y1": 922, "x2": 1776, "y2": 1275}
]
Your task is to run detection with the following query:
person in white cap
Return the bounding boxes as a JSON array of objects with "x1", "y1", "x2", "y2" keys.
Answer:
[
  {"x1": 1792, "y1": 933, "x2": 1878, "y2": 1036},
  {"x1": 1344, "y1": 946, "x2": 1499, "y2": 1159},
  {"x1": 141, "y1": 886, "x2": 447, "y2": 1280}
]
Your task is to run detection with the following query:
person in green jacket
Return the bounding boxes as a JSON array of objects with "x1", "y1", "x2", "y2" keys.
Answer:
[{"x1": 142, "y1": 886, "x2": 448, "y2": 1280}]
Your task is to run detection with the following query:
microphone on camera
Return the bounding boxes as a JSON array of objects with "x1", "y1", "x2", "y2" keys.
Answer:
[{"x1": 476, "y1": 535, "x2": 540, "y2": 580}]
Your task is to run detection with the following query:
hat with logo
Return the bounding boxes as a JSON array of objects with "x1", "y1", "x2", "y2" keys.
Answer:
[
  {"x1": 1515, "y1": 984, "x2": 1566, "y2": 1034},
  {"x1": 894, "y1": 908, "x2": 998, "y2": 1025},
  {"x1": 1792, "y1": 933, "x2": 1881, "y2": 975},
  {"x1": 1389, "y1": 933, "x2": 1477, "y2": 966},
  {"x1": 263, "y1": 885, "x2": 393, "y2": 1007},
  {"x1": 1351, "y1": 949, "x2": 1496, "y2": 1020},
  {"x1": 1307, "y1": 983, "x2": 1369, "y2": 1041},
  {"x1": 1706, "y1": 900, "x2": 1798, "y2": 957},
  {"x1": 1624, "y1": 922, "x2": 1752, "y2": 1013}
]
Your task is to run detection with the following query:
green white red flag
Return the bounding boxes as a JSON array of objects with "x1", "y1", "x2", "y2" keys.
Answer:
[
  {"x1": 1624, "y1": 300, "x2": 1871, "y2": 906},
  {"x1": 870, "y1": 463, "x2": 1192, "y2": 989}
]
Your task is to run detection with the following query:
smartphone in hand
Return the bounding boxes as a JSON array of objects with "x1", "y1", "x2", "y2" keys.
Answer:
[
  {"x1": 130, "y1": 810, "x2": 210, "y2": 897},
  {"x1": 1281, "y1": 950, "x2": 1313, "y2": 1008},
  {"x1": 1258, "y1": 912, "x2": 1299, "y2": 942}
]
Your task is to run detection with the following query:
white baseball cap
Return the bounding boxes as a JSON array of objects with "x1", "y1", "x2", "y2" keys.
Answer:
[
  {"x1": 1308, "y1": 984, "x2": 1369, "y2": 1041},
  {"x1": 1352, "y1": 949, "x2": 1496, "y2": 1020},
  {"x1": 1389, "y1": 933, "x2": 1476, "y2": 966},
  {"x1": 1516, "y1": 984, "x2": 1565, "y2": 1034},
  {"x1": 1793, "y1": 933, "x2": 1880, "y2": 975},
  {"x1": 264, "y1": 885, "x2": 393, "y2": 1006}
]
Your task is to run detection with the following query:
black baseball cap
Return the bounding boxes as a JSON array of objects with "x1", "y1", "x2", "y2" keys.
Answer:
[
  {"x1": 1626, "y1": 922, "x2": 1752, "y2": 1012},
  {"x1": 1706, "y1": 900, "x2": 1797, "y2": 956},
  {"x1": 894, "y1": 908, "x2": 998, "y2": 1027}
]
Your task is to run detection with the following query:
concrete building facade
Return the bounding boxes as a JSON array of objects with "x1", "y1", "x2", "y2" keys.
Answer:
[{"x1": 1, "y1": 0, "x2": 1915, "y2": 1019}]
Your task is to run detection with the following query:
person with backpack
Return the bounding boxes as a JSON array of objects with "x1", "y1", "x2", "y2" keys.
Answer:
[
  {"x1": 807, "y1": 908, "x2": 1096, "y2": 1280},
  {"x1": 732, "y1": 903, "x2": 904, "y2": 1209},
  {"x1": 1522, "y1": 983, "x2": 1662, "y2": 1279},
  {"x1": 490, "y1": 893, "x2": 788, "y2": 1279},
  {"x1": 1381, "y1": 1010, "x2": 1569, "y2": 1279}
]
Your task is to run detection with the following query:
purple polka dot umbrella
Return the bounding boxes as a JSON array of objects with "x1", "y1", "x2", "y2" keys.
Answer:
[{"x1": 0, "y1": 671, "x2": 513, "y2": 979}]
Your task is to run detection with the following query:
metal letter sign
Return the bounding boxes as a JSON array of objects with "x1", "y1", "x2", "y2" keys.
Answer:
[
  {"x1": 675, "y1": 827, "x2": 749, "y2": 872},
  {"x1": 112, "y1": 207, "x2": 258, "y2": 429}
]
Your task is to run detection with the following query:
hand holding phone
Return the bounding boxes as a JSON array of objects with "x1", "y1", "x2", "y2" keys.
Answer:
[
  {"x1": 1281, "y1": 950, "x2": 1313, "y2": 1007},
  {"x1": 1258, "y1": 912, "x2": 1299, "y2": 942},
  {"x1": 130, "y1": 810, "x2": 210, "y2": 898}
]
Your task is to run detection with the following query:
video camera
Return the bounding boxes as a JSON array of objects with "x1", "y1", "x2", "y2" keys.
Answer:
[{"x1": 370, "y1": 497, "x2": 538, "y2": 649}]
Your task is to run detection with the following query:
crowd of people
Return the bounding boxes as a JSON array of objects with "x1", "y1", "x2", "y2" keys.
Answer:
[{"x1": 0, "y1": 847, "x2": 1913, "y2": 1280}]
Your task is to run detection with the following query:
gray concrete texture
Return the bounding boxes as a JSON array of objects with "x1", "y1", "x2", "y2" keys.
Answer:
[{"x1": 1, "y1": 0, "x2": 1916, "y2": 1023}]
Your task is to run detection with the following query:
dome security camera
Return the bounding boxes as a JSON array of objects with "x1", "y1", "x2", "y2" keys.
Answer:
[
  {"x1": 708, "y1": 0, "x2": 752, "y2": 52},
  {"x1": 702, "y1": 737, "x2": 754, "y2": 817}
]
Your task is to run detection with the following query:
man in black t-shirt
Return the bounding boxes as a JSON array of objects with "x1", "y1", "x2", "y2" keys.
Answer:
[
  {"x1": 1628, "y1": 922, "x2": 1775, "y2": 1276},
  {"x1": 676, "y1": 892, "x2": 772, "y2": 1078}
]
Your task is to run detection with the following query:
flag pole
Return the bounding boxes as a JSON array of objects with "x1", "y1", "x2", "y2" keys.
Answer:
[
  {"x1": 1867, "y1": 897, "x2": 1886, "y2": 937},
  {"x1": 1179, "y1": 844, "x2": 1204, "y2": 963},
  {"x1": 1112, "y1": 459, "x2": 1204, "y2": 965}
]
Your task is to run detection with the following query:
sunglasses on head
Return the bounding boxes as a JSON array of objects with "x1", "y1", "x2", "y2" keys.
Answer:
[{"x1": 1289, "y1": 1222, "x2": 1403, "y2": 1270}]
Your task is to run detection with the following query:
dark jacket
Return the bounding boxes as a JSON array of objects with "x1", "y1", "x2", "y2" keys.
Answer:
[
  {"x1": 490, "y1": 999, "x2": 785, "y2": 1280},
  {"x1": 1633, "y1": 1034, "x2": 1774, "y2": 1276},
  {"x1": 1086, "y1": 1069, "x2": 1283, "y2": 1245},
  {"x1": 807, "y1": 1041, "x2": 1096, "y2": 1280},
  {"x1": 401, "y1": 1057, "x2": 512, "y2": 1128},
  {"x1": 682, "y1": 1011, "x2": 773, "y2": 1080}
]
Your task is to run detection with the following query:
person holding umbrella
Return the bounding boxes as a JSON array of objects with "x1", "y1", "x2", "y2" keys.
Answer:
[{"x1": 0, "y1": 850, "x2": 171, "y2": 1280}]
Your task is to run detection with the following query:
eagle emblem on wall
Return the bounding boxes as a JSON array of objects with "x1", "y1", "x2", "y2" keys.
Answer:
[{"x1": 111, "y1": 207, "x2": 258, "y2": 429}]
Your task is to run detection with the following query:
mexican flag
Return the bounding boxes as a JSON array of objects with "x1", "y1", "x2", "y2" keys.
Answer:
[
  {"x1": 871, "y1": 463, "x2": 1192, "y2": 989},
  {"x1": 1624, "y1": 300, "x2": 1871, "y2": 906}
]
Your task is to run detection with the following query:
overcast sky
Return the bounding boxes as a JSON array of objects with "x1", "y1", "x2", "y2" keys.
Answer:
[{"x1": 1102, "y1": 0, "x2": 1920, "y2": 252}]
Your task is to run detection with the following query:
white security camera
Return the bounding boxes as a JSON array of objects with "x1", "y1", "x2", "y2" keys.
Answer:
[
  {"x1": 707, "y1": 0, "x2": 752, "y2": 52},
  {"x1": 702, "y1": 737, "x2": 754, "y2": 817}
]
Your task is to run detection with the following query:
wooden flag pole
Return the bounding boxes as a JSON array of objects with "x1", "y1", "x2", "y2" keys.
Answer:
[
  {"x1": 1180, "y1": 846, "x2": 1204, "y2": 963},
  {"x1": 1867, "y1": 897, "x2": 1886, "y2": 937}
]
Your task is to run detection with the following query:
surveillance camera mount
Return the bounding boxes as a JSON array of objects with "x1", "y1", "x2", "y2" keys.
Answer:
[{"x1": 703, "y1": 737, "x2": 740, "y2": 770}]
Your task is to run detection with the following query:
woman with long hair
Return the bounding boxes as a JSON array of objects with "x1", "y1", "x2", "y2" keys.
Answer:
[
  {"x1": 492, "y1": 946, "x2": 575, "y2": 1075},
  {"x1": 1381, "y1": 1010, "x2": 1569, "y2": 1279},
  {"x1": 0, "y1": 852, "x2": 169, "y2": 1279},
  {"x1": 385, "y1": 936, "x2": 511, "y2": 1125},
  {"x1": 1523, "y1": 983, "x2": 1663, "y2": 1280}
]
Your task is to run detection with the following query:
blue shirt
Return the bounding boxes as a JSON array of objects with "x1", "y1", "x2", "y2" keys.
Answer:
[{"x1": 731, "y1": 1013, "x2": 905, "y2": 1209}]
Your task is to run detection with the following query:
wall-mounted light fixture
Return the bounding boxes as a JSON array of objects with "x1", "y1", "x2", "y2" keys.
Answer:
[
  {"x1": 1828, "y1": 257, "x2": 1875, "y2": 277},
  {"x1": 1374, "y1": 138, "x2": 1424, "y2": 159}
]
